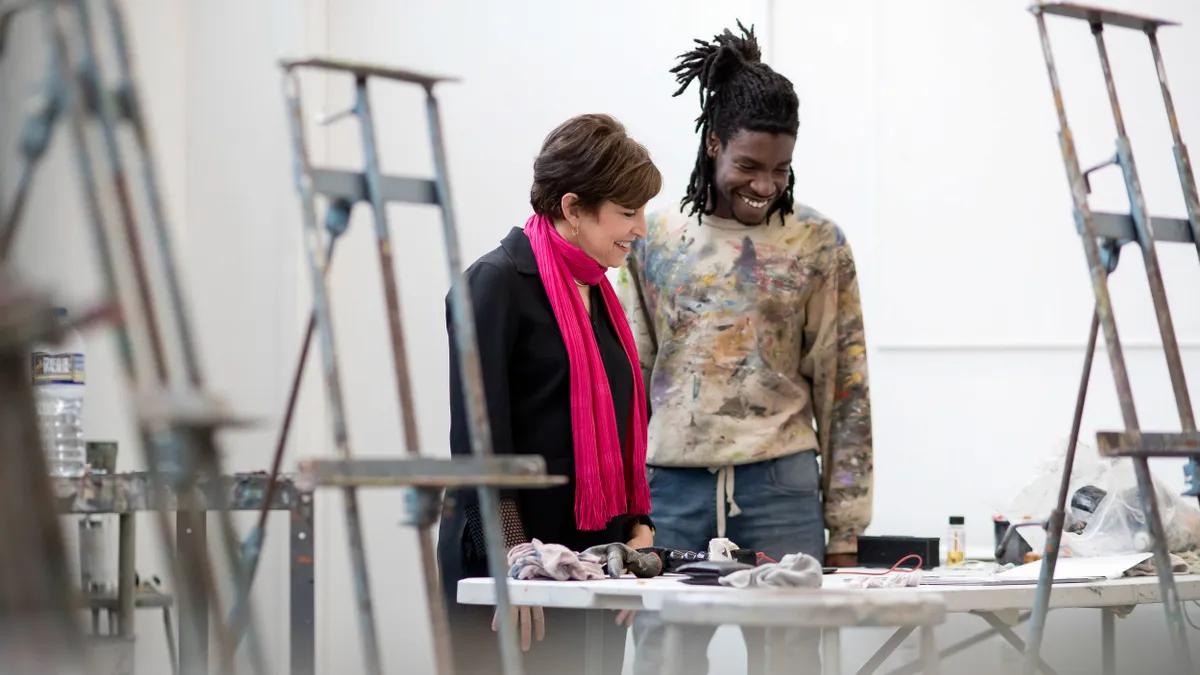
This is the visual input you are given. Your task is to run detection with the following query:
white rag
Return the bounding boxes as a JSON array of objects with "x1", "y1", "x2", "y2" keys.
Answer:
[
  {"x1": 841, "y1": 570, "x2": 924, "y2": 589},
  {"x1": 718, "y1": 553, "x2": 824, "y2": 589}
]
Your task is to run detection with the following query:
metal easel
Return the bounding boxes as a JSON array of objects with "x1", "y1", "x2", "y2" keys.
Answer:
[
  {"x1": 0, "y1": 1, "x2": 272, "y2": 674},
  {"x1": 1020, "y1": 3, "x2": 1200, "y2": 674},
  {"x1": 278, "y1": 58, "x2": 565, "y2": 675}
]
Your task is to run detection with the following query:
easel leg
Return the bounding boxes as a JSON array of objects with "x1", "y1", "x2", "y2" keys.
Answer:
[{"x1": 1024, "y1": 309, "x2": 1099, "y2": 675}]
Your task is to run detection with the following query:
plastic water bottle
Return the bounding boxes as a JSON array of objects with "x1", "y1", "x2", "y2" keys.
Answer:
[{"x1": 31, "y1": 307, "x2": 87, "y2": 477}]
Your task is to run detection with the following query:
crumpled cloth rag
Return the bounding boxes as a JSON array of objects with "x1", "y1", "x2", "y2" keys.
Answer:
[
  {"x1": 842, "y1": 570, "x2": 924, "y2": 589},
  {"x1": 718, "y1": 552, "x2": 823, "y2": 589},
  {"x1": 507, "y1": 539, "x2": 605, "y2": 581},
  {"x1": 1124, "y1": 551, "x2": 1197, "y2": 577}
]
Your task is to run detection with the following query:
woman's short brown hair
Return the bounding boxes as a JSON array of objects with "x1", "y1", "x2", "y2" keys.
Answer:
[{"x1": 530, "y1": 114, "x2": 663, "y2": 220}]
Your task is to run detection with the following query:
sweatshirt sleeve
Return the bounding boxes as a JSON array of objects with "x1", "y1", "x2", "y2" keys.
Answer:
[
  {"x1": 617, "y1": 241, "x2": 658, "y2": 405},
  {"x1": 800, "y1": 230, "x2": 874, "y2": 556}
]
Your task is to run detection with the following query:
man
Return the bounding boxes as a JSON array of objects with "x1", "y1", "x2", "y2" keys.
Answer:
[{"x1": 617, "y1": 21, "x2": 873, "y2": 674}]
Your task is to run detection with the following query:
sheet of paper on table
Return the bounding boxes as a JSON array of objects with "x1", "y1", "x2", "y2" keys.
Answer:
[{"x1": 918, "y1": 552, "x2": 1152, "y2": 586}]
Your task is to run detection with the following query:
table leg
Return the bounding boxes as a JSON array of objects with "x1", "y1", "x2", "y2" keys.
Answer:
[
  {"x1": 918, "y1": 626, "x2": 939, "y2": 675},
  {"x1": 822, "y1": 628, "x2": 842, "y2": 675},
  {"x1": 117, "y1": 513, "x2": 135, "y2": 637},
  {"x1": 881, "y1": 612, "x2": 1031, "y2": 675},
  {"x1": 1101, "y1": 609, "x2": 1115, "y2": 675},
  {"x1": 975, "y1": 612, "x2": 1059, "y2": 675},
  {"x1": 744, "y1": 626, "x2": 766, "y2": 675},
  {"x1": 761, "y1": 627, "x2": 820, "y2": 675},
  {"x1": 856, "y1": 627, "x2": 914, "y2": 675},
  {"x1": 662, "y1": 624, "x2": 684, "y2": 675},
  {"x1": 164, "y1": 608, "x2": 179, "y2": 675},
  {"x1": 177, "y1": 510, "x2": 208, "y2": 675},
  {"x1": 583, "y1": 609, "x2": 604, "y2": 675},
  {"x1": 291, "y1": 497, "x2": 316, "y2": 675}
]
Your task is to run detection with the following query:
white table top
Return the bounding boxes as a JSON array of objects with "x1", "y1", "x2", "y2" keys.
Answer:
[{"x1": 458, "y1": 573, "x2": 1200, "y2": 614}]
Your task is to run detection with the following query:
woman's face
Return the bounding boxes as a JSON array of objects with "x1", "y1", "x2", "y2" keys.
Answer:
[{"x1": 561, "y1": 198, "x2": 648, "y2": 269}]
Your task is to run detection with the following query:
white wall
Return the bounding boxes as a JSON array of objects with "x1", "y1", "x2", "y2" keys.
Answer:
[{"x1": 7, "y1": 0, "x2": 1200, "y2": 674}]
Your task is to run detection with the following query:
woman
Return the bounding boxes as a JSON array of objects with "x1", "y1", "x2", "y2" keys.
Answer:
[{"x1": 438, "y1": 113, "x2": 662, "y2": 675}]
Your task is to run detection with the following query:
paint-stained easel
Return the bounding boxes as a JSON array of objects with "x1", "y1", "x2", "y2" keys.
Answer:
[
  {"x1": 1016, "y1": 3, "x2": 1200, "y2": 674},
  {"x1": 277, "y1": 58, "x2": 566, "y2": 675}
]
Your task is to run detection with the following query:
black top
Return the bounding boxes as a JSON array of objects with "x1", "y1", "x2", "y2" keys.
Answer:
[{"x1": 437, "y1": 227, "x2": 641, "y2": 601}]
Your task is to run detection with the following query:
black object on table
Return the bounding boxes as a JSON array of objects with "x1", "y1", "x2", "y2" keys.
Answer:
[{"x1": 858, "y1": 535, "x2": 940, "y2": 570}]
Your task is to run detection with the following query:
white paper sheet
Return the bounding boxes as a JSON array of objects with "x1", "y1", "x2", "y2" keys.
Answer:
[
  {"x1": 994, "y1": 552, "x2": 1153, "y2": 581},
  {"x1": 917, "y1": 553, "x2": 1153, "y2": 586}
]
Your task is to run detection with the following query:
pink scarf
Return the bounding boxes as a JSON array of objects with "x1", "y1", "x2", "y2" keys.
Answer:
[{"x1": 524, "y1": 214, "x2": 651, "y2": 531}]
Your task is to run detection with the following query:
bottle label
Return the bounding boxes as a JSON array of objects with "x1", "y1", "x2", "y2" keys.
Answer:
[{"x1": 32, "y1": 352, "x2": 85, "y2": 385}]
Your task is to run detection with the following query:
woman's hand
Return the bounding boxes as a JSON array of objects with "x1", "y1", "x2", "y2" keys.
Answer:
[
  {"x1": 626, "y1": 523, "x2": 655, "y2": 551},
  {"x1": 492, "y1": 605, "x2": 545, "y2": 651},
  {"x1": 613, "y1": 524, "x2": 656, "y2": 627},
  {"x1": 614, "y1": 608, "x2": 637, "y2": 627}
]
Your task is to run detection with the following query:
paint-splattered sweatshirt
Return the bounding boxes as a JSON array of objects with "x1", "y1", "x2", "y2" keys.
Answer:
[{"x1": 616, "y1": 203, "x2": 873, "y2": 555}]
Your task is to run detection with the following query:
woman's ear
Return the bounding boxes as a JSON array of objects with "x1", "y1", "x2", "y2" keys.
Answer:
[{"x1": 560, "y1": 193, "x2": 581, "y2": 227}]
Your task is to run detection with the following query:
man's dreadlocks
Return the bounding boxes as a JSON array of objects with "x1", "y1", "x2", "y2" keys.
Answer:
[{"x1": 671, "y1": 21, "x2": 800, "y2": 224}]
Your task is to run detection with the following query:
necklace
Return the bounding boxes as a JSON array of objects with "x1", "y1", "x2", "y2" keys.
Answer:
[{"x1": 575, "y1": 279, "x2": 589, "y2": 288}]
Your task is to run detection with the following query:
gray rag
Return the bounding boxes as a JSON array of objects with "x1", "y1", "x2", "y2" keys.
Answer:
[
  {"x1": 718, "y1": 553, "x2": 823, "y2": 589},
  {"x1": 581, "y1": 542, "x2": 664, "y2": 578},
  {"x1": 1124, "y1": 550, "x2": 1199, "y2": 577}
]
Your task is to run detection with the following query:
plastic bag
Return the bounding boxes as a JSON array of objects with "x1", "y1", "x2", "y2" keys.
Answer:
[
  {"x1": 1068, "y1": 462, "x2": 1200, "y2": 556},
  {"x1": 1005, "y1": 442, "x2": 1111, "y2": 527},
  {"x1": 1005, "y1": 442, "x2": 1200, "y2": 557}
]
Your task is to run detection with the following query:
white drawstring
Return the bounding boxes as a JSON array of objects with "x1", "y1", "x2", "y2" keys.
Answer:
[{"x1": 713, "y1": 466, "x2": 742, "y2": 539}]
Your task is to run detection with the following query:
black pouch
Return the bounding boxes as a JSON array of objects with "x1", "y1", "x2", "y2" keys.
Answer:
[{"x1": 675, "y1": 560, "x2": 754, "y2": 585}]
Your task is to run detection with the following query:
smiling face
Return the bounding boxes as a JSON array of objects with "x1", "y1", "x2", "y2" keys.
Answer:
[
  {"x1": 559, "y1": 197, "x2": 647, "y2": 269},
  {"x1": 529, "y1": 114, "x2": 661, "y2": 267},
  {"x1": 708, "y1": 129, "x2": 796, "y2": 226}
]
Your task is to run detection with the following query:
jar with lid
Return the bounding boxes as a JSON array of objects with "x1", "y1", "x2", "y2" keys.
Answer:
[{"x1": 947, "y1": 516, "x2": 966, "y2": 565}]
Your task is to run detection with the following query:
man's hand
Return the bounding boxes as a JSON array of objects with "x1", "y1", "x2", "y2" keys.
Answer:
[
  {"x1": 825, "y1": 553, "x2": 856, "y2": 568},
  {"x1": 492, "y1": 605, "x2": 545, "y2": 651}
]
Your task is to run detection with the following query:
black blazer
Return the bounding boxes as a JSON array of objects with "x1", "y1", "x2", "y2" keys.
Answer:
[{"x1": 437, "y1": 227, "x2": 642, "y2": 600}]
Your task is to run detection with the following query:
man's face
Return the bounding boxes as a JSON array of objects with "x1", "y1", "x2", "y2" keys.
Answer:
[{"x1": 709, "y1": 129, "x2": 796, "y2": 226}]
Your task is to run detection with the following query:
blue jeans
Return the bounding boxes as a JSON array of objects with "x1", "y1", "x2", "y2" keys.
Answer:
[{"x1": 632, "y1": 450, "x2": 826, "y2": 675}]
